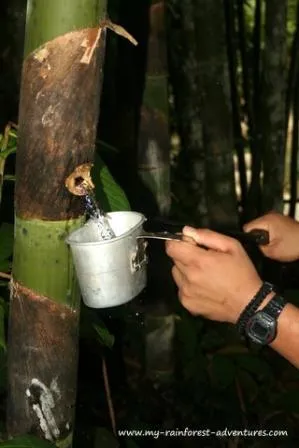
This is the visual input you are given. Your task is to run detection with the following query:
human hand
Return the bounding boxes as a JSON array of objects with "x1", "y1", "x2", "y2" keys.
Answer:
[
  {"x1": 166, "y1": 227, "x2": 263, "y2": 324},
  {"x1": 243, "y1": 212, "x2": 299, "y2": 262}
]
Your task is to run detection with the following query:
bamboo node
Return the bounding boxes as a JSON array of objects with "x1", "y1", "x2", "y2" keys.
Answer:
[{"x1": 65, "y1": 163, "x2": 94, "y2": 196}]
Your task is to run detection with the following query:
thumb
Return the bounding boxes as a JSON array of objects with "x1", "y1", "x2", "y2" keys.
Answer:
[
  {"x1": 182, "y1": 226, "x2": 237, "y2": 253},
  {"x1": 243, "y1": 217, "x2": 269, "y2": 233}
]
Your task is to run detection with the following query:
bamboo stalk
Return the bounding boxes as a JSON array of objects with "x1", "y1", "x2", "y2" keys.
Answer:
[
  {"x1": 224, "y1": 0, "x2": 247, "y2": 209},
  {"x1": 237, "y1": 0, "x2": 262, "y2": 218},
  {"x1": 167, "y1": 0, "x2": 209, "y2": 226},
  {"x1": 285, "y1": 0, "x2": 299, "y2": 138},
  {"x1": 6, "y1": 1, "x2": 108, "y2": 445},
  {"x1": 252, "y1": 0, "x2": 261, "y2": 115},
  {"x1": 137, "y1": 0, "x2": 175, "y2": 384},
  {"x1": 261, "y1": 0, "x2": 287, "y2": 212},
  {"x1": 236, "y1": 0, "x2": 255, "y2": 136},
  {"x1": 195, "y1": 0, "x2": 238, "y2": 229}
]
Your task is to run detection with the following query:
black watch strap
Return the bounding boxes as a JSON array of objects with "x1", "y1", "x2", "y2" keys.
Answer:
[
  {"x1": 261, "y1": 294, "x2": 286, "y2": 318},
  {"x1": 236, "y1": 282, "x2": 275, "y2": 336}
]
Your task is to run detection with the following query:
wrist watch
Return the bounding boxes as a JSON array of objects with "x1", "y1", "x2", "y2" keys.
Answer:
[{"x1": 245, "y1": 294, "x2": 286, "y2": 345}]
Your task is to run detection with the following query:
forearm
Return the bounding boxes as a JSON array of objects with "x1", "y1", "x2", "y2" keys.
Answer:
[{"x1": 269, "y1": 303, "x2": 299, "y2": 369}]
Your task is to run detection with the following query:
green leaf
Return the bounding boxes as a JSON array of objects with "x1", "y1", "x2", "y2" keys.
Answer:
[
  {"x1": 210, "y1": 355, "x2": 236, "y2": 389},
  {"x1": 3, "y1": 175, "x2": 16, "y2": 182},
  {"x1": 92, "y1": 153, "x2": 130, "y2": 212},
  {"x1": 94, "y1": 428, "x2": 119, "y2": 448},
  {"x1": 0, "y1": 435, "x2": 54, "y2": 447},
  {"x1": 0, "y1": 299, "x2": 5, "y2": 350},
  {"x1": 0, "y1": 223, "x2": 14, "y2": 262},
  {"x1": 0, "y1": 148, "x2": 16, "y2": 160},
  {"x1": 93, "y1": 323, "x2": 115, "y2": 349}
]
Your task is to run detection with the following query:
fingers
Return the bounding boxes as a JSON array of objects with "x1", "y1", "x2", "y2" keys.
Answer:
[
  {"x1": 171, "y1": 264, "x2": 185, "y2": 287},
  {"x1": 182, "y1": 226, "x2": 239, "y2": 253},
  {"x1": 181, "y1": 234, "x2": 197, "y2": 245},
  {"x1": 166, "y1": 227, "x2": 241, "y2": 266},
  {"x1": 243, "y1": 213, "x2": 275, "y2": 233},
  {"x1": 166, "y1": 240, "x2": 206, "y2": 266}
]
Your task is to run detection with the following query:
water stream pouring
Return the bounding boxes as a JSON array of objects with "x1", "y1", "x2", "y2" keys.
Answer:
[{"x1": 82, "y1": 186, "x2": 116, "y2": 240}]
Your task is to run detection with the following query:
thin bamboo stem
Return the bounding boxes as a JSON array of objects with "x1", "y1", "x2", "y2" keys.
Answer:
[
  {"x1": 102, "y1": 356, "x2": 117, "y2": 437},
  {"x1": 289, "y1": 78, "x2": 299, "y2": 218},
  {"x1": 224, "y1": 0, "x2": 247, "y2": 208}
]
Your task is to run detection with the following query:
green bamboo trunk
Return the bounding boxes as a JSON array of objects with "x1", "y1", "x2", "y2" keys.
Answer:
[
  {"x1": 6, "y1": 0, "x2": 107, "y2": 445},
  {"x1": 137, "y1": 0, "x2": 175, "y2": 384}
]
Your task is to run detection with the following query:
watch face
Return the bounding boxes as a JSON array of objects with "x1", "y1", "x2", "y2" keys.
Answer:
[{"x1": 246, "y1": 312, "x2": 277, "y2": 345}]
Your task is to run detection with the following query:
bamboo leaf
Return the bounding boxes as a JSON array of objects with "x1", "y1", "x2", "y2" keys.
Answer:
[
  {"x1": 93, "y1": 323, "x2": 115, "y2": 349},
  {"x1": 92, "y1": 153, "x2": 130, "y2": 212},
  {"x1": 0, "y1": 435, "x2": 54, "y2": 447},
  {"x1": 0, "y1": 148, "x2": 16, "y2": 160}
]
